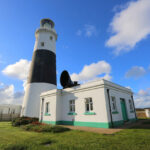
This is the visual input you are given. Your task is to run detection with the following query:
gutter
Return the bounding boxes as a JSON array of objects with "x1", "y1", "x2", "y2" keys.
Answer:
[
  {"x1": 107, "y1": 89, "x2": 114, "y2": 128},
  {"x1": 131, "y1": 95, "x2": 137, "y2": 120}
]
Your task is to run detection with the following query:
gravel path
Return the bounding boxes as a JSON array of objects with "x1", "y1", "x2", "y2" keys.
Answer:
[{"x1": 60, "y1": 125, "x2": 122, "y2": 134}]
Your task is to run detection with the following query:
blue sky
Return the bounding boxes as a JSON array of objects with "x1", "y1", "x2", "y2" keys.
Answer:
[{"x1": 0, "y1": 0, "x2": 150, "y2": 107}]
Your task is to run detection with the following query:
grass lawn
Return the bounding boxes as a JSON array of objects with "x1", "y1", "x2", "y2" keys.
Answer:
[{"x1": 0, "y1": 121, "x2": 150, "y2": 150}]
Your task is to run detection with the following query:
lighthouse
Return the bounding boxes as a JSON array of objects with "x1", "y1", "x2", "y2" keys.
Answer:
[{"x1": 21, "y1": 19, "x2": 57, "y2": 118}]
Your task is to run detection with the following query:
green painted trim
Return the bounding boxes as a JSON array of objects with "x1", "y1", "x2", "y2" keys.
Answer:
[
  {"x1": 42, "y1": 118, "x2": 137, "y2": 128},
  {"x1": 44, "y1": 113, "x2": 51, "y2": 116},
  {"x1": 42, "y1": 120, "x2": 56, "y2": 125},
  {"x1": 84, "y1": 112, "x2": 96, "y2": 115},
  {"x1": 112, "y1": 120, "x2": 124, "y2": 127},
  {"x1": 112, "y1": 111, "x2": 119, "y2": 114},
  {"x1": 42, "y1": 120, "x2": 110, "y2": 128},
  {"x1": 68, "y1": 112, "x2": 77, "y2": 115}
]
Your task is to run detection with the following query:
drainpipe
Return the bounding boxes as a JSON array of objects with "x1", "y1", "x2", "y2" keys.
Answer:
[
  {"x1": 40, "y1": 98, "x2": 44, "y2": 122},
  {"x1": 107, "y1": 89, "x2": 113, "y2": 128},
  {"x1": 131, "y1": 95, "x2": 137, "y2": 120}
]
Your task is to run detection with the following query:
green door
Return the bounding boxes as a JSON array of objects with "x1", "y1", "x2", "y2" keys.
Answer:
[{"x1": 120, "y1": 99, "x2": 128, "y2": 121}]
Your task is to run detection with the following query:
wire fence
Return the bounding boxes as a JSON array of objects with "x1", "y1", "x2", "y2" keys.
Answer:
[{"x1": 0, "y1": 113, "x2": 20, "y2": 121}]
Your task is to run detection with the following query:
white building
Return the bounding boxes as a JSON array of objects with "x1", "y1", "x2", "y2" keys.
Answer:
[
  {"x1": 0, "y1": 104, "x2": 22, "y2": 121},
  {"x1": 39, "y1": 79, "x2": 137, "y2": 128},
  {"x1": 144, "y1": 109, "x2": 150, "y2": 118}
]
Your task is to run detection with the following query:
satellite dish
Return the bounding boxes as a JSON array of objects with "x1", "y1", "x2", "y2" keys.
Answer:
[{"x1": 60, "y1": 70, "x2": 79, "y2": 89}]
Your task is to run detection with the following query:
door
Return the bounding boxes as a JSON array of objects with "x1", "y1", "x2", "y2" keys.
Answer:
[{"x1": 120, "y1": 99, "x2": 128, "y2": 121}]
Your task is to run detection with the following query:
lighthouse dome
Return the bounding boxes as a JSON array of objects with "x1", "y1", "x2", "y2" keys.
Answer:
[{"x1": 40, "y1": 18, "x2": 55, "y2": 29}]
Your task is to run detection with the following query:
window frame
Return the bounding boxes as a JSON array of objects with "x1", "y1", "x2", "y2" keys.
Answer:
[
  {"x1": 85, "y1": 97, "x2": 93, "y2": 112},
  {"x1": 129, "y1": 99, "x2": 134, "y2": 112},
  {"x1": 45, "y1": 102, "x2": 50, "y2": 114},
  {"x1": 69, "y1": 100, "x2": 75, "y2": 112},
  {"x1": 111, "y1": 96, "x2": 117, "y2": 112}
]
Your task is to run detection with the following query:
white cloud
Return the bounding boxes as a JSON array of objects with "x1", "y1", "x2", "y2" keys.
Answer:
[
  {"x1": 106, "y1": 0, "x2": 150, "y2": 55},
  {"x1": 126, "y1": 86, "x2": 131, "y2": 90},
  {"x1": 0, "y1": 84, "x2": 24, "y2": 105},
  {"x1": 71, "y1": 60, "x2": 111, "y2": 82},
  {"x1": 125, "y1": 66, "x2": 146, "y2": 79},
  {"x1": 76, "y1": 24, "x2": 97, "y2": 37},
  {"x1": 2, "y1": 59, "x2": 31, "y2": 80},
  {"x1": 134, "y1": 88, "x2": 150, "y2": 108}
]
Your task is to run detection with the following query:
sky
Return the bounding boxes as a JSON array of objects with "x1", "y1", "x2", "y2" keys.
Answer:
[{"x1": 0, "y1": 0, "x2": 150, "y2": 108}]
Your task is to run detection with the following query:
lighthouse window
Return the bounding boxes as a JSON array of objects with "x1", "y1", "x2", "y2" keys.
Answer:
[
  {"x1": 85, "y1": 98, "x2": 93, "y2": 112},
  {"x1": 41, "y1": 42, "x2": 44, "y2": 47},
  {"x1": 50, "y1": 36, "x2": 53, "y2": 40}
]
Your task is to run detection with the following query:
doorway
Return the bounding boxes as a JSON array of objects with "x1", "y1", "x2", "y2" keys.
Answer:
[{"x1": 120, "y1": 98, "x2": 128, "y2": 121}]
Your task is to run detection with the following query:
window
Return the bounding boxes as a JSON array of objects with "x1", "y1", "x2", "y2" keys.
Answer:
[
  {"x1": 111, "y1": 96, "x2": 117, "y2": 112},
  {"x1": 129, "y1": 99, "x2": 134, "y2": 111},
  {"x1": 69, "y1": 100, "x2": 75, "y2": 112},
  {"x1": 50, "y1": 36, "x2": 53, "y2": 40},
  {"x1": 41, "y1": 42, "x2": 44, "y2": 47},
  {"x1": 45, "y1": 102, "x2": 50, "y2": 114},
  {"x1": 85, "y1": 98, "x2": 93, "y2": 112}
]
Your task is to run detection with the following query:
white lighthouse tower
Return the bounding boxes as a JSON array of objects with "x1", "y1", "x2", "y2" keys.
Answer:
[{"x1": 21, "y1": 18, "x2": 57, "y2": 118}]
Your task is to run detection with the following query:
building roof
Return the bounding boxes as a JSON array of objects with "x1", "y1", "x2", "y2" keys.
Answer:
[{"x1": 41, "y1": 79, "x2": 133, "y2": 97}]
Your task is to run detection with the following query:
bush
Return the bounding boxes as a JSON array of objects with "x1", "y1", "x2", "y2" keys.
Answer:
[
  {"x1": 22, "y1": 124, "x2": 70, "y2": 133},
  {"x1": 12, "y1": 117, "x2": 38, "y2": 127}
]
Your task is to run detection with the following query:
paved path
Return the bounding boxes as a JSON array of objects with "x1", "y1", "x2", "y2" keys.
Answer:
[{"x1": 60, "y1": 125, "x2": 122, "y2": 134}]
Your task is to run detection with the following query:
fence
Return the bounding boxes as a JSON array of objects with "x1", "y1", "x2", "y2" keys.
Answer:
[{"x1": 0, "y1": 113, "x2": 20, "y2": 121}]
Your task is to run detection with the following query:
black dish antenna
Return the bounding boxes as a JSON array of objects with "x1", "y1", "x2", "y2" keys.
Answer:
[{"x1": 60, "y1": 70, "x2": 79, "y2": 89}]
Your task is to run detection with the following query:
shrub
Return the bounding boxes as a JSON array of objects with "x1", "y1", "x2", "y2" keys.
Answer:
[
  {"x1": 12, "y1": 117, "x2": 38, "y2": 127},
  {"x1": 22, "y1": 124, "x2": 70, "y2": 133}
]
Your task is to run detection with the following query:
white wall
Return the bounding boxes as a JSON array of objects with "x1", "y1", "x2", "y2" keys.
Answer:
[
  {"x1": 39, "y1": 89, "x2": 60, "y2": 122},
  {"x1": 22, "y1": 83, "x2": 56, "y2": 118},
  {"x1": 104, "y1": 85, "x2": 136, "y2": 123},
  {"x1": 60, "y1": 87, "x2": 108, "y2": 123},
  {"x1": 34, "y1": 28, "x2": 57, "y2": 53}
]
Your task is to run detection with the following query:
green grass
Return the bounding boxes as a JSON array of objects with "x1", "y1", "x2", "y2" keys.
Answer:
[{"x1": 0, "y1": 121, "x2": 150, "y2": 150}]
